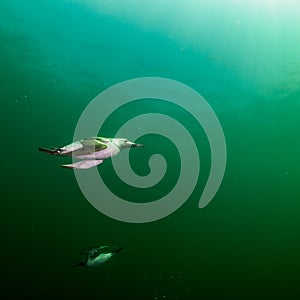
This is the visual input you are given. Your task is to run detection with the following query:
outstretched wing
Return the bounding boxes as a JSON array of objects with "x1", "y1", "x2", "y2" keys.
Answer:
[
  {"x1": 61, "y1": 160, "x2": 103, "y2": 169},
  {"x1": 81, "y1": 244, "x2": 111, "y2": 255},
  {"x1": 72, "y1": 137, "x2": 108, "y2": 156}
]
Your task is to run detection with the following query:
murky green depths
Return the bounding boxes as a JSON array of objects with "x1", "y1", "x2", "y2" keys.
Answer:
[{"x1": 2, "y1": 0, "x2": 300, "y2": 299}]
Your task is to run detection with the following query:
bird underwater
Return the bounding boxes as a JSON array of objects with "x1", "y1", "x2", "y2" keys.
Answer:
[
  {"x1": 73, "y1": 244, "x2": 124, "y2": 268},
  {"x1": 39, "y1": 136, "x2": 143, "y2": 169},
  {"x1": 40, "y1": 137, "x2": 137, "y2": 268}
]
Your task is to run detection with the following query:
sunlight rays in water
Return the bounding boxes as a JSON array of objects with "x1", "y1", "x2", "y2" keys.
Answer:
[{"x1": 63, "y1": 0, "x2": 300, "y2": 95}]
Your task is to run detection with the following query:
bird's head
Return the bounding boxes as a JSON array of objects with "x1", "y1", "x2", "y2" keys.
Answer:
[{"x1": 113, "y1": 138, "x2": 144, "y2": 150}]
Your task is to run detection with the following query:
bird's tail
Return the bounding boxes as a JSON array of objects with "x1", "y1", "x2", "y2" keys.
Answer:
[
  {"x1": 39, "y1": 147, "x2": 62, "y2": 155},
  {"x1": 72, "y1": 261, "x2": 85, "y2": 268}
]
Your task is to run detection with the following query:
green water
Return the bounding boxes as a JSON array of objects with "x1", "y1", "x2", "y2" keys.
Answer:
[{"x1": 2, "y1": 0, "x2": 300, "y2": 299}]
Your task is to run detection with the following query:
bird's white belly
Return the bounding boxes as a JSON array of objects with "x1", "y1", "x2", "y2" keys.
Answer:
[
  {"x1": 74, "y1": 147, "x2": 120, "y2": 160},
  {"x1": 87, "y1": 253, "x2": 113, "y2": 267}
]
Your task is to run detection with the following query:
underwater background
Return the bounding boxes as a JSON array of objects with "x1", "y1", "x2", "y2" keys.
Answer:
[{"x1": 1, "y1": 0, "x2": 300, "y2": 299}]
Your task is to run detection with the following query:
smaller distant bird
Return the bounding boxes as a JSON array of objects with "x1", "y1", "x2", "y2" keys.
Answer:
[
  {"x1": 39, "y1": 137, "x2": 143, "y2": 169},
  {"x1": 73, "y1": 244, "x2": 124, "y2": 268}
]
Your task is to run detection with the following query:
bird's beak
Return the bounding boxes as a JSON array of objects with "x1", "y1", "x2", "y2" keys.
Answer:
[{"x1": 131, "y1": 143, "x2": 144, "y2": 148}]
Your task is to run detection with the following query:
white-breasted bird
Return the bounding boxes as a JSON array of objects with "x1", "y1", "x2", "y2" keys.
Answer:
[
  {"x1": 39, "y1": 137, "x2": 143, "y2": 169},
  {"x1": 73, "y1": 245, "x2": 124, "y2": 268}
]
